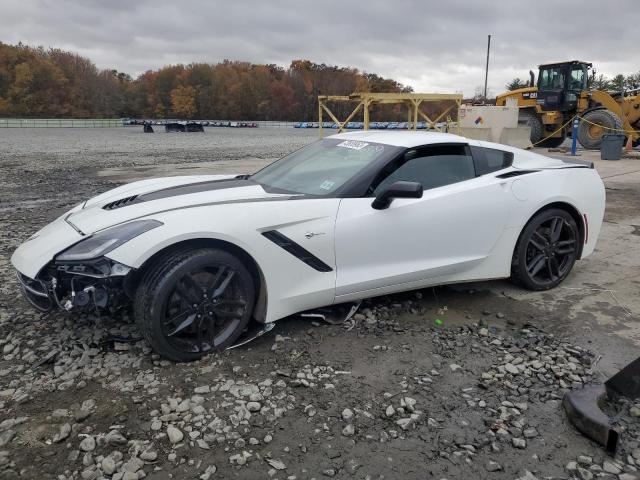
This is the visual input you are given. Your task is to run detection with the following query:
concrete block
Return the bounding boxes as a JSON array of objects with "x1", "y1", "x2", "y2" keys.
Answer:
[
  {"x1": 459, "y1": 127, "x2": 491, "y2": 141},
  {"x1": 499, "y1": 127, "x2": 533, "y2": 149}
]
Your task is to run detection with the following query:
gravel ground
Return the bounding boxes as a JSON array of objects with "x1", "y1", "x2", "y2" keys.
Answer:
[{"x1": 1, "y1": 128, "x2": 639, "y2": 480}]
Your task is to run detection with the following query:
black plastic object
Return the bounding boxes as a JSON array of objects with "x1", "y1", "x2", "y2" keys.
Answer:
[
  {"x1": 102, "y1": 195, "x2": 138, "y2": 210},
  {"x1": 496, "y1": 170, "x2": 539, "y2": 179},
  {"x1": 606, "y1": 357, "x2": 640, "y2": 398},
  {"x1": 563, "y1": 356, "x2": 640, "y2": 453},
  {"x1": 371, "y1": 181, "x2": 423, "y2": 210},
  {"x1": 262, "y1": 230, "x2": 333, "y2": 272},
  {"x1": 562, "y1": 385, "x2": 619, "y2": 453},
  {"x1": 186, "y1": 122, "x2": 204, "y2": 132},
  {"x1": 600, "y1": 134, "x2": 625, "y2": 160},
  {"x1": 165, "y1": 122, "x2": 186, "y2": 133}
]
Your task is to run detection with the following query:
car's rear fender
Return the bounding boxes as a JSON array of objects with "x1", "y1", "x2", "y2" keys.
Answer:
[{"x1": 507, "y1": 168, "x2": 605, "y2": 259}]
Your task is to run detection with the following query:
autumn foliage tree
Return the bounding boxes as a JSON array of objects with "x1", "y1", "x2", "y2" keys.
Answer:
[
  {"x1": 170, "y1": 85, "x2": 196, "y2": 117},
  {"x1": 0, "y1": 41, "x2": 412, "y2": 120}
]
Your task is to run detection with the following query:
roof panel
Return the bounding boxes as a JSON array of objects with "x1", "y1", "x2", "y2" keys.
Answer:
[
  {"x1": 326, "y1": 130, "x2": 468, "y2": 148},
  {"x1": 326, "y1": 131, "x2": 565, "y2": 169}
]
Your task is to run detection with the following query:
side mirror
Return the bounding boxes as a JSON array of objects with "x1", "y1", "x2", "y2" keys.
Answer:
[{"x1": 371, "y1": 181, "x2": 423, "y2": 210}]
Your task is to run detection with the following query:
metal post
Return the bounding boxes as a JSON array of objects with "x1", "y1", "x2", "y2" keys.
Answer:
[
  {"x1": 571, "y1": 118, "x2": 579, "y2": 156},
  {"x1": 363, "y1": 99, "x2": 369, "y2": 131},
  {"x1": 483, "y1": 34, "x2": 491, "y2": 102}
]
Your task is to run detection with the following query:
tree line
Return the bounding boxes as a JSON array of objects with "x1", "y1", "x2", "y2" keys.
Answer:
[{"x1": 0, "y1": 42, "x2": 413, "y2": 121}]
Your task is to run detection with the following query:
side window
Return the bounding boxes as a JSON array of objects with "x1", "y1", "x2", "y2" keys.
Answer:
[
  {"x1": 372, "y1": 145, "x2": 476, "y2": 195},
  {"x1": 569, "y1": 67, "x2": 585, "y2": 91},
  {"x1": 471, "y1": 146, "x2": 513, "y2": 175}
]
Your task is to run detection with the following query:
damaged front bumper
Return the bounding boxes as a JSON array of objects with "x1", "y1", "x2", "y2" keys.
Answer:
[
  {"x1": 16, "y1": 271, "x2": 54, "y2": 312},
  {"x1": 15, "y1": 257, "x2": 134, "y2": 314}
]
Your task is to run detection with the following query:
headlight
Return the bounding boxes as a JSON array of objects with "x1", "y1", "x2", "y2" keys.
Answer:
[{"x1": 56, "y1": 220, "x2": 163, "y2": 261}]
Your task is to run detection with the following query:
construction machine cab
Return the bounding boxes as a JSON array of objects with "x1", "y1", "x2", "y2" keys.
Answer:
[{"x1": 536, "y1": 61, "x2": 591, "y2": 112}]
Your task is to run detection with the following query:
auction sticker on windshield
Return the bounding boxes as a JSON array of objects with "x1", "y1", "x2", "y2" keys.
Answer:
[
  {"x1": 336, "y1": 140, "x2": 369, "y2": 150},
  {"x1": 319, "y1": 180, "x2": 336, "y2": 190}
]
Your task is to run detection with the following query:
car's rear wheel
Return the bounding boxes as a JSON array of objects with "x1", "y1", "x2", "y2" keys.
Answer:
[
  {"x1": 134, "y1": 247, "x2": 255, "y2": 362},
  {"x1": 511, "y1": 209, "x2": 579, "y2": 290}
]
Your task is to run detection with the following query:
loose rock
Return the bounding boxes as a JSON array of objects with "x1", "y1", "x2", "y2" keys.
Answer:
[{"x1": 167, "y1": 425, "x2": 184, "y2": 444}]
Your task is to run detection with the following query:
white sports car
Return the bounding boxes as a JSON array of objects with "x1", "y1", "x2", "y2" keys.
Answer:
[{"x1": 12, "y1": 131, "x2": 605, "y2": 361}]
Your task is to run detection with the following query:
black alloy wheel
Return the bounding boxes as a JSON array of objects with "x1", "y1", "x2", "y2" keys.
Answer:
[
  {"x1": 163, "y1": 265, "x2": 248, "y2": 353},
  {"x1": 135, "y1": 248, "x2": 255, "y2": 361},
  {"x1": 512, "y1": 209, "x2": 579, "y2": 290}
]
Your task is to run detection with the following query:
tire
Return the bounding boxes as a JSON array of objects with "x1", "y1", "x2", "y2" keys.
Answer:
[
  {"x1": 518, "y1": 110, "x2": 543, "y2": 144},
  {"x1": 539, "y1": 132, "x2": 566, "y2": 148},
  {"x1": 511, "y1": 209, "x2": 579, "y2": 291},
  {"x1": 577, "y1": 109, "x2": 622, "y2": 150},
  {"x1": 134, "y1": 247, "x2": 255, "y2": 362}
]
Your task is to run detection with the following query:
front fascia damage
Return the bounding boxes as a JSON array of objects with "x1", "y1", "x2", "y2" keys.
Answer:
[{"x1": 17, "y1": 257, "x2": 134, "y2": 314}]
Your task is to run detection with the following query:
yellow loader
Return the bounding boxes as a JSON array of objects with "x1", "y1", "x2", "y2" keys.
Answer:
[{"x1": 495, "y1": 60, "x2": 640, "y2": 149}]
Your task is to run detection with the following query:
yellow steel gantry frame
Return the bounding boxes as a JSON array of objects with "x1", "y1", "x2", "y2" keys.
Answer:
[{"x1": 318, "y1": 92, "x2": 463, "y2": 137}]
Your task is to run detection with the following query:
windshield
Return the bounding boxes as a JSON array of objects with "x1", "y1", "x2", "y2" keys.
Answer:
[
  {"x1": 251, "y1": 138, "x2": 399, "y2": 196},
  {"x1": 539, "y1": 67, "x2": 565, "y2": 90}
]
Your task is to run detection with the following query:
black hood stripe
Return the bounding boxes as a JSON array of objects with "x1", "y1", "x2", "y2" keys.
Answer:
[
  {"x1": 90, "y1": 195, "x2": 298, "y2": 234},
  {"x1": 140, "y1": 178, "x2": 253, "y2": 201},
  {"x1": 103, "y1": 178, "x2": 254, "y2": 210}
]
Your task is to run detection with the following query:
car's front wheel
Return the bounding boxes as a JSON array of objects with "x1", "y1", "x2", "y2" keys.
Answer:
[
  {"x1": 134, "y1": 247, "x2": 255, "y2": 361},
  {"x1": 511, "y1": 209, "x2": 579, "y2": 290}
]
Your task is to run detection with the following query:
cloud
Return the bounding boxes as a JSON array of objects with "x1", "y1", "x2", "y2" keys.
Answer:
[{"x1": 1, "y1": 0, "x2": 638, "y2": 96}]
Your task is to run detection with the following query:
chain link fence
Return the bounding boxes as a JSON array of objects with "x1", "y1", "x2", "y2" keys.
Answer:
[
  {"x1": 0, "y1": 119, "x2": 302, "y2": 128},
  {"x1": 0, "y1": 118, "x2": 124, "y2": 128}
]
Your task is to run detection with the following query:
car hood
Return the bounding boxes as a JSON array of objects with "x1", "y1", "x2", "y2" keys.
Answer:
[{"x1": 66, "y1": 174, "x2": 295, "y2": 234}]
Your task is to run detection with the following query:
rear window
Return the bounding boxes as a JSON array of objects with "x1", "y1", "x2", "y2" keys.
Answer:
[{"x1": 471, "y1": 146, "x2": 513, "y2": 175}]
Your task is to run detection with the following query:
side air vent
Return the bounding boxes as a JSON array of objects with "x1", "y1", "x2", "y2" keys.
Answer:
[
  {"x1": 496, "y1": 170, "x2": 539, "y2": 179},
  {"x1": 102, "y1": 195, "x2": 139, "y2": 210},
  {"x1": 262, "y1": 230, "x2": 333, "y2": 272}
]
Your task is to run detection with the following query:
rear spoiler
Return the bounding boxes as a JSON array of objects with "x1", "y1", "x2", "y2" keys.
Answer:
[
  {"x1": 499, "y1": 159, "x2": 594, "y2": 178},
  {"x1": 559, "y1": 158, "x2": 594, "y2": 169}
]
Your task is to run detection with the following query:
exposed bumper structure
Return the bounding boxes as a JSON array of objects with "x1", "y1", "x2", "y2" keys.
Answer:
[
  {"x1": 563, "y1": 357, "x2": 640, "y2": 453},
  {"x1": 14, "y1": 256, "x2": 133, "y2": 315},
  {"x1": 16, "y1": 271, "x2": 55, "y2": 312}
]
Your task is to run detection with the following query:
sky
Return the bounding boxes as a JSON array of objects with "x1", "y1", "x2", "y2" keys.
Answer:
[{"x1": 1, "y1": 0, "x2": 638, "y2": 97}]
